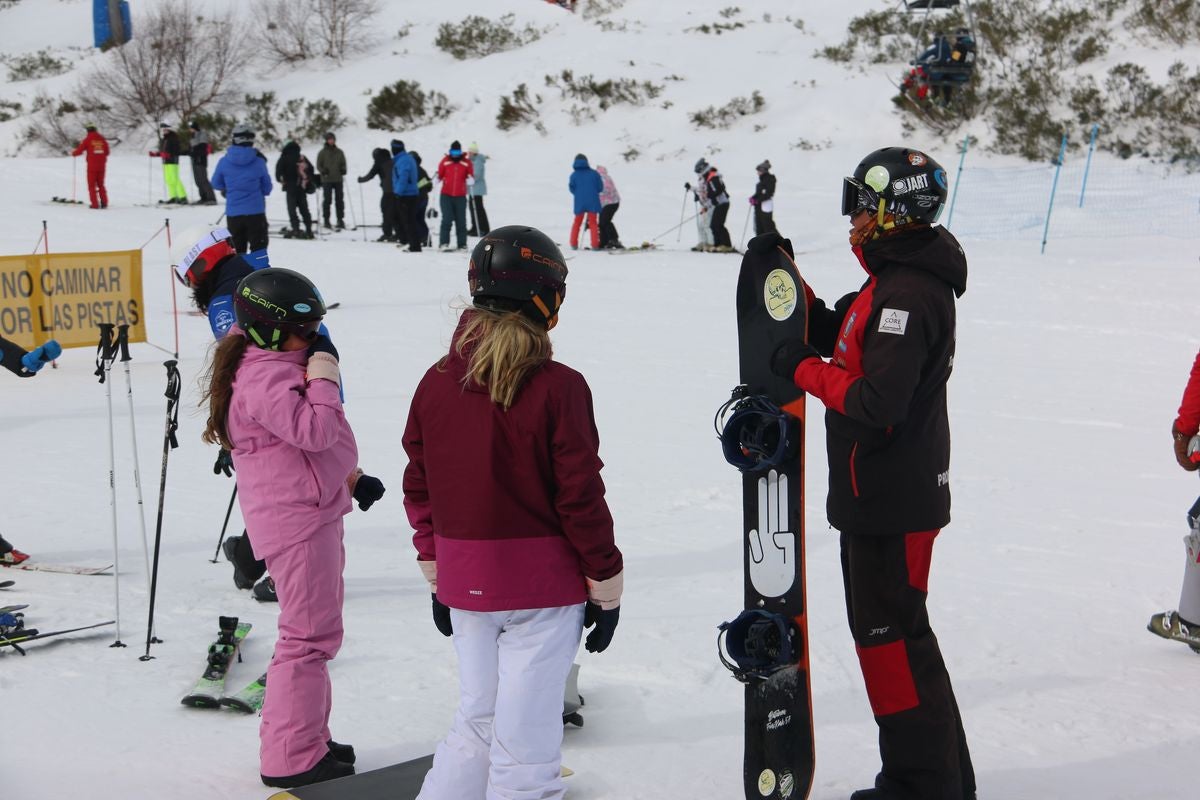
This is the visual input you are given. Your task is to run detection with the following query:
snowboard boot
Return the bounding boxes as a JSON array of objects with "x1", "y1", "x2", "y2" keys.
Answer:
[
  {"x1": 336, "y1": 219, "x2": 345, "y2": 231},
  {"x1": 0, "y1": 548, "x2": 30, "y2": 565},
  {"x1": 222, "y1": 536, "x2": 255, "y2": 591},
  {"x1": 1148, "y1": 610, "x2": 1200, "y2": 653},
  {"x1": 253, "y1": 577, "x2": 278, "y2": 603},
  {"x1": 327, "y1": 740, "x2": 356, "y2": 765},
  {"x1": 322, "y1": 220, "x2": 333, "y2": 230},
  {"x1": 305, "y1": 224, "x2": 315, "y2": 240},
  {"x1": 261, "y1": 752, "x2": 355, "y2": 789}
]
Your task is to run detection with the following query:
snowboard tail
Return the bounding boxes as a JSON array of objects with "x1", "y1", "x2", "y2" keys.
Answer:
[{"x1": 723, "y1": 236, "x2": 814, "y2": 800}]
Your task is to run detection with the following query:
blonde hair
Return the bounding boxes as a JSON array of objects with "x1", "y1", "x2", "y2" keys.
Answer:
[
  {"x1": 451, "y1": 308, "x2": 551, "y2": 409},
  {"x1": 200, "y1": 334, "x2": 248, "y2": 450}
]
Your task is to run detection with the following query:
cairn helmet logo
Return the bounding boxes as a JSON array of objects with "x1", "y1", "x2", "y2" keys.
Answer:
[
  {"x1": 233, "y1": 268, "x2": 326, "y2": 350},
  {"x1": 175, "y1": 227, "x2": 235, "y2": 287},
  {"x1": 844, "y1": 146, "x2": 948, "y2": 225},
  {"x1": 468, "y1": 225, "x2": 567, "y2": 329}
]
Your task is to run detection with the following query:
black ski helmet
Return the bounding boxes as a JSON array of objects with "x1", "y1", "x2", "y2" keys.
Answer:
[
  {"x1": 468, "y1": 226, "x2": 568, "y2": 329},
  {"x1": 842, "y1": 146, "x2": 948, "y2": 225},
  {"x1": 694, "y1": 157, "x2": 710, "y2": 174},
  {"x1": 233, "y1": 268, "x2": 326, "y2": 350}
]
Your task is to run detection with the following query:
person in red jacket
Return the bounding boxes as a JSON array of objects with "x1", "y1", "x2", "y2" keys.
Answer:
[
  {"x1": 434, "y1": 139, "x2": 474, "y2": 251},
  {"x1": 1151, "y1": 349, "x2": 1200, "y2": 651},
  {"x1": 403, "y1": 225, "x2": 622, "y2": 800},
  {"x1": 768, "y1": 147, "x2": 974, "y2": 800},
  {"x1": 71, "y1": 123, "x2": 110, "y2": 209}
]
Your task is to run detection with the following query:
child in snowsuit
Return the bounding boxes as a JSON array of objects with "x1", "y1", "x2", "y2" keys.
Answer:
[
  {"x1": 1152, "y1": 348, "x2": 1200, "y2": 652},
  {"x1": 697, "y1": 159, "x2": 732, "y2": 251},
  {"x1": 403, "y1": 226, "x2": 623, "y2": 800},
  {"x1": 71, "y1": 123, "x2": 109, "y2": 209},
  {"x1": 202, "y1": 267, "x2": 382, "y2": 789},
  {"x1": 568, "y1": 154, "x2": 602, "y2": 250},
  {"x1": 211, "y1": 125, "x2": 273, "y2": 253},
  {"x1": 596, "y1": 165, "x2": 622, "y2": 249},
  {"x1": 689, "y1": 158, "x2": 715, "y2": 250}
]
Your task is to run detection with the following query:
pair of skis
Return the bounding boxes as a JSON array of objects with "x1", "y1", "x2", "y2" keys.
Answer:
[{"x1": 180, "y1": 616, "x2": 267, "y2": 714}]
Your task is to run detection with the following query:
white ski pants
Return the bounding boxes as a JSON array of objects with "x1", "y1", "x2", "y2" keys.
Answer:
[
  {"x1": 417, "y1": 604, "x2": 585, "y2": 800},
  {"x1": 1179, "y1": 530, "x2": 1200, "y2": 622}
]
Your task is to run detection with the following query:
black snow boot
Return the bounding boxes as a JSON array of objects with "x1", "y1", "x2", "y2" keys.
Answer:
[
  {"x1": 261, "y1": 752, "x2": 354, "y2": 789},
  {"x1": 222, "y1": 536, "x2": 255, "y2": 590},
  {"x1": 253, "y1": 577, "x2": 278, "y2": 603},
  {"x1": 327, "y1": 740, "x2": 356, "y2": 765}
]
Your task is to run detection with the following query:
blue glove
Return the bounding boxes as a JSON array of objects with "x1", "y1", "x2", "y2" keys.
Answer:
[{"x1": 23, "y1": 340, "x2": 61, "y2": 372}]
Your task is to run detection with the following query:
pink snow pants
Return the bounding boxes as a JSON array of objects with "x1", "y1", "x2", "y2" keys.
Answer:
[
  {"x1": 416, "y1": 604, "x2": 585, "y2": 800},
  {"x1": 259, "y1": 520, "x2": 346, "y2": 778},
  {"x1": 569, "y1": 212, "x2": 599, "y2": 249}
]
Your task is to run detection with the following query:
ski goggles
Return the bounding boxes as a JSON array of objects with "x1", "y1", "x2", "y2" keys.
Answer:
[{"x1": 840, "y1": 177, "x2": 880, "y2": 217}]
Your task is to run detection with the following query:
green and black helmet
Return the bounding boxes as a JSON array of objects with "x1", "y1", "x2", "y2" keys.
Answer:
[{"x1": 233, "y1": 268, "x2": 325, "y2": 350}]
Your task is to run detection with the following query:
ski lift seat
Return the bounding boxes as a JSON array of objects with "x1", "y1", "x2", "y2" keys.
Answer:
[{"x1": 905, "y1": 0, "x2": 961, "y2": 9}]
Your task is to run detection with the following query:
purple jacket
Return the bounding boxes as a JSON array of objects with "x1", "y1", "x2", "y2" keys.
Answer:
[
  {"x1": 228, "y1": 339, "x2": 359, "y2": 560},
  {"x1": 402, "y1": 313, "x2": 622, "y2": 612}
]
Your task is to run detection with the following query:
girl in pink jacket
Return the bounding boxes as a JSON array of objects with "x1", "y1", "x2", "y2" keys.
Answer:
[
  {"x1": 403, "y1": 226, "x2": 623, "y2": 800},
  {"x1": 202, "y1": 267, "x2": 378, "y2": 789}
]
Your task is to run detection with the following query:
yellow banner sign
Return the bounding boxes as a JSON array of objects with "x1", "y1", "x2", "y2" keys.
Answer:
[{"x1": 0, "y1": 251, "x2": 145, "y2": 350}]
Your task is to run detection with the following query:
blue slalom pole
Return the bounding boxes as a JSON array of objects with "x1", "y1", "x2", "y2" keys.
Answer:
[
  {"x1": 1041, "y1": 134, "x2": 1068, "y2": 255},
  {"x1": 1078, "y1": 124, "x2": 1099, "y2": 208},
  {"x1": 946, "y1": 135, "x2": 970, "y2": 228}
]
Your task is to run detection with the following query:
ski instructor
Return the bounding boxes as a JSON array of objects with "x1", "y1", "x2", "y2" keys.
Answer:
[{"x1": 765, "y1": 146, "x2": 975, "y2": 800}]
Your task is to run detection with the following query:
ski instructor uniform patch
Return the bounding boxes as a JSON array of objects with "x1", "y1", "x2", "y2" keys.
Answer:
[{"x1": 878, "y1": 308, "x2": 909, "y2": 335}]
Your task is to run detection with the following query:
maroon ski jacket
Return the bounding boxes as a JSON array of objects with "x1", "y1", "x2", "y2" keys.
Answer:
[{"x1": 402, "y1": 312, "x2": 622, "y2": 612}]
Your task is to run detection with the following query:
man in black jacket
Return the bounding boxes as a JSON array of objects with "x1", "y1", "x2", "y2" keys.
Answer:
[
  {"x1": 767, "y1": 146, "x2": 975, "y2": 800},
  {"x1": 187, "y1": 120, "x2": 217, "y2": 204},
  {"x1": 751, "y1": 159, "x2": 777, "y2": 236}
]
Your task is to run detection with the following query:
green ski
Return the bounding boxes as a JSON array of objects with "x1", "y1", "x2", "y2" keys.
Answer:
[
  {"x1": 181, "y1": 617, "x2": 251, "y2": 708},
  {"x1": 220, "y1": 671, "x2": 268, "y2": 714}
]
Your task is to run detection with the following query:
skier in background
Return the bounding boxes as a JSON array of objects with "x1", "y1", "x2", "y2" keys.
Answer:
[
  {"x1": 767, "y1": 146, "x2": 975, "y2": 800},
  {"x1": 436, "y1": 139, "x2": 474, "y2": 251},
  {"x1": 1152, "y1": 349, "x2": 1200, "y2": 652},
  {"x1": 751, "y1": 159, "x2": 777, "y2": 236},
  {"x1": 201, "y1": 267, "x2": 381, "y2": 789},
  {"x1": 187, "y1": 120, "x2": 217, "y2": 205},
  {"x1": 357, "y1": 146, "x2": 397, "y2": 242},
  {"x1": 0, "y1": 334, "x2": 62, "y2": 566},
  {"x1": 317, "y1": 132, "x2": 347, "y2": 231},
  {"x1": 567, "y1": 153, "x2": 602, "y2": 251},
  {"x1": 276, "y1": 140, "x2": 316, "y2": 240},
  {"x1": 413, "y1": 151, "x2": 433, "y2": 249},
  {"x1": 466, "y1": 142, "x2": 490, "y2": 236},
  {"x1": 403, "y1": 225, "x2": 622, "y2": 800},
  {"x1": 212, "y1": 124, "x2": 273, "y2": 254},
  {"x1": 391, "y1": 139, "x2": 421, "y2": 253},
  {"x1": 71, "y1": 122, "x2": 109, "y2": 209},
  {"x1": 694, "y1": 158, "x2": 732, "y2": 252},
  {"x1": 150, "y1": 122, "x2": 188, "y2": 204},
  {"x1": 688, "y1": 158, "x2": 715, "y2": 252},
  {"x1": 596, "y1": 164, "x2": 622, "y2": 249}
]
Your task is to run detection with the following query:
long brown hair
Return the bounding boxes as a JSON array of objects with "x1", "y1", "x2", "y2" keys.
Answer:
[
  {"x1": 451, "y1": 307, "x2": 551, "y2": 409},
  {"x1": 201, "y1": 334, "x2": 249, "y2": 450}
]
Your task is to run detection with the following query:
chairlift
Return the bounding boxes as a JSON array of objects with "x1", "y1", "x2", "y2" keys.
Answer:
[{"x1": 897, "y1": 0, "x2": 978, "y2": 102}]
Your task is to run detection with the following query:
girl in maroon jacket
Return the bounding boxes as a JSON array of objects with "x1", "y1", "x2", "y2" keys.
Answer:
[{"x1": 402, "y1": 225, "x2": 622, "y2": 800}]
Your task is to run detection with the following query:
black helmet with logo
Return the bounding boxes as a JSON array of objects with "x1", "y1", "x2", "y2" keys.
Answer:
[
  {"x1": 841, "y1": 146, "x2": 948, "y2": 225},
  {"x1": 468, "y1": 225, "x2": 568, "y2": 329},
  {"x1": 231, "y1": 123, "x2": 255, "y2": 146},
  {"x1": 233, "y1": 268, "x2": 326, "y2": 350}
]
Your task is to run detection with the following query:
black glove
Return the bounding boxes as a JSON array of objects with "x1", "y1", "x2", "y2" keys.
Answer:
[
  {"x1": 684, "y1": 181, "x2": 691, "y2": 191},
  {"x1": 213, "y1": 448, "x2": 235, "y2": 477},
  {"x1": 353, "y1": 474, "x2": 385, "y2": 511},
  {"x1": 583, "y1": 602, "x2": 619, "y2": 653},
  {"x1": 307, "y1": 334, "x2": 339, "y2": 361},
  {"x1": 431, "y1": 594, "x2": 453, "y2": 637},
  {"x1": 770, "y1": 339, "x2": 819, "y2": 380}
]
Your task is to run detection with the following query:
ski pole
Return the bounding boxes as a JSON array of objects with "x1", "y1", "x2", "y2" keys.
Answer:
[
  {"x1": 94, "y1": 323, "x2": 125, "y2": 648},
  {"x1": 649, "y1": 210, "x2": 701, "y2": 243},
  {"x1": 211, "y1": 484, "x2": 239, "y2": 563},
  {"x1": 358, "y1": 182, "x2": 367, "y2": 241},
  {"x1": 739, "y1": 203, "x2": 752, "y2": 250},
  {"x1": 117, "y1": 325, "x2": 153, "y2": 591},
  {"x1": 345, "y1": 182, "x2": 358, "y2": 231},
  {"x1": 676, "y1": 185, "x2": 689, "y2": 242},
  {"x1": 141, "y1": 359, "x2": 180, "y2": 661},
  {"x1": 72, "y1": 155, "x2": 78, "y2": 203}
]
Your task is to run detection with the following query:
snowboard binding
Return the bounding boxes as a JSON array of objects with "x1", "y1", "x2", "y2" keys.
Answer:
[
  {"x1": 717, "y1": 609, "x2": 800, "y2": 682},
  {"x1": 714, "y1": 386, "x2": 799, "y2": 473}
]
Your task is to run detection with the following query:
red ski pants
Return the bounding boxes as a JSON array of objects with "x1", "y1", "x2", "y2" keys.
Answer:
[
  {"x1": 570, "y1": 212, "x2": 598, "y2": 249},
  {"x1": 87, "y1": 160, "x2": 108, "y2": 208}
]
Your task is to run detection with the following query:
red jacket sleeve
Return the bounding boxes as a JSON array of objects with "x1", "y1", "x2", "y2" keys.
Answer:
[{"x1": 1175, "y1": 349, "x2": 1200, "y2": 434}]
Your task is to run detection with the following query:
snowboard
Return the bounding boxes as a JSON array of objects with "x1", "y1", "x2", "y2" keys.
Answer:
[
  {"x1": 728, "y1": 234, "x2": 813, "y2": 800},
  {"x1": 266, "y1": 755, "x2": 574, "y2": 800}
]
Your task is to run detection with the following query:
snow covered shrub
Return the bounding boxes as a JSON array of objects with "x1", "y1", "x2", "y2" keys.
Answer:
[
  {"x1": 1126, "y1": 0, "x2": 1200, "y2": 44},
  {"x1": 254, "y1": 0, "x2": 379, "y2": 65},
  {"x1": 688, "y1": 91, "x2": 765, "y2": 129},
  {"x1": 22, "y1": 92, "x2": 110, "y2": 153},
  {"x1": 0, "y1": 99, "x2": 22, "y2": 122},
  {"x1": 435, "y1": 14, "x2": 541, "y2": 61},
  {"x1": 242, "y1": 92, "x2": 348, "y2": 148},
  {"x1": 543, "y1": 70, "x2": 663, "y2": 124},
  {"x1": 366, "y1": 81, "x2": 454, "y2": 130},
  {"x1": 495, "y1": 84, "x2": 544, "y2": 133},
  {"x1": 5, "y1": 49, "x2": 72, "y2": 82}
]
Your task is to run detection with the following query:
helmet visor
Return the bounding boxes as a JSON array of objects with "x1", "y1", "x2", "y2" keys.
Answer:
[{"x1": 841, "y1": 177, "x2": 879, "y2": 217}]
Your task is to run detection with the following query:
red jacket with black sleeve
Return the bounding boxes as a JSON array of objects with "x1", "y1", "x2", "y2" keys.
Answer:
[
  {"x1": 795, "y1": 225, "x2": 967, "y2": 536},
  {"x1": 402, "y1": 312, "x2": 623, "y2": 612}
]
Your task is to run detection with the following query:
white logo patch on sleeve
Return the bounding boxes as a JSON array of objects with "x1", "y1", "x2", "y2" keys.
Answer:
[{"x1": 878, "y1": 308, "x2": 909, "y2": 335}]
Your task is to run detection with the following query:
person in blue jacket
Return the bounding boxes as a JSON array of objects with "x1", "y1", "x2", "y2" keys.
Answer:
[
  {"x1": 211, "y1": 124, "x2": 273, "y2": 253},
  {"x1": 568, "y1": 153, "x2": 603, "y2": 250},
  {"x1": 391, "y1": 139, "x2": 421, "y2": 253}
]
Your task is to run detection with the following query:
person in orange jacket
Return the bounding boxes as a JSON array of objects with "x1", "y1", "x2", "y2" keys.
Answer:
[{"x1": 71, "y1": 123, "x2": 110, "y2": 209}]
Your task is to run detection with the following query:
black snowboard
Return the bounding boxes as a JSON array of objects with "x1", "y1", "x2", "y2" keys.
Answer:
[
  {"x1": 266, "y1": 754, "x2": 433, "y2": 800},
  {"x1": 734, "y1": 235, "x2": 813, "y2": 800}
]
